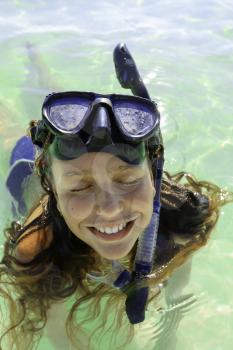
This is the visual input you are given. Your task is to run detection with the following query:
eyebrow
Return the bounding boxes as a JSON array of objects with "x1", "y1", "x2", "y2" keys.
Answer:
[{"x1": 63, "y1": 165, "x2": 138, "y2": 177}]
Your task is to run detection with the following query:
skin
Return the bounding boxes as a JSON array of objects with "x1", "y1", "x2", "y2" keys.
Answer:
[{"x1": 50, "y1": 151, "x2": 155, "y2": 261}]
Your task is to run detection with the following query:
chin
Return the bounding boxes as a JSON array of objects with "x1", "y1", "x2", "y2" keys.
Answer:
[
  {"x1": 96, "y1": 241, "x2": 136, "y2": 261},
  {"x1": 101, "y1": 252, "x2": 129, "y2": 260}
]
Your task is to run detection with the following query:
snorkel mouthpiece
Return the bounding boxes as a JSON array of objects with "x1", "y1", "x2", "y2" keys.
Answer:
[{"x1": 125, "y1": 284, "x2": 149, "y2": 324}]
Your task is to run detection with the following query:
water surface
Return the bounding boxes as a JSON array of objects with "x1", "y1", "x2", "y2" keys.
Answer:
[{"x1": 0, "y1": 1, "x2": 232, "y2": 349}]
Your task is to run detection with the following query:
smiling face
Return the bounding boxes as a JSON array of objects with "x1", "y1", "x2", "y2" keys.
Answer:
[{"x1": 49, "y1": 151, "x2": 155, "y2": 260}]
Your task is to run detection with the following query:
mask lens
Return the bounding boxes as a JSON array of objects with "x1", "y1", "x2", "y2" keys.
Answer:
[
  {"x1": 48, "y1": 96, "x2": 91, "y2": 132},
  {"x1": 113, "y1": 100, "x2": 155, "y2": 136}
]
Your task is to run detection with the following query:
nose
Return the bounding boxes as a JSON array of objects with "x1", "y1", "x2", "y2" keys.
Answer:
[
  {"x1": 96, "y1": 190, "x2": 124, "y2": 217},
  {"x1": 87, "y1": 106, "x2": 113, "y2": 148},
  {"x1": 92, "y1": 106, "x2": 111, "y2": 139}
]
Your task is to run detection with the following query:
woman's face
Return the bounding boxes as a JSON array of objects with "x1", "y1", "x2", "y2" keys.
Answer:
[{"x1": 50, "y1": 152, "x2": 155, "y2": 260}]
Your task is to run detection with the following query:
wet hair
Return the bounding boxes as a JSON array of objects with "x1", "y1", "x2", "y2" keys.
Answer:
[{"x1": 0, "y1": 138, "x2": 232, "y2": 350}]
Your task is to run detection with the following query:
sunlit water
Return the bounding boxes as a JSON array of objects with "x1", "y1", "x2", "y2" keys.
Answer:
[{"x1": 0, "y1": 0, "x2": 232, "y2": 349}]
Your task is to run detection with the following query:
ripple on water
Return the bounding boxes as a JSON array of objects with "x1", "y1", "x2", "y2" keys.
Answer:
[{"x1": 133, "y1": 291, "x2": 207, "y2": 349}]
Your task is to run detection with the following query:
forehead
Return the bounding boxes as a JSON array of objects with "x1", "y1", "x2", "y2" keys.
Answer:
[{"x1": 51, "y1": 152, "x2": 147, "y2": 176}]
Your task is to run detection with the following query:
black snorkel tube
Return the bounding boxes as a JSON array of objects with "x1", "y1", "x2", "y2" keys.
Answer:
[
  {"x1": 113, "y1": 43, "x2": 165, "y2": 324},
  {"x1": 113, "y1": 43, "x2": 151, "y2": 100}
]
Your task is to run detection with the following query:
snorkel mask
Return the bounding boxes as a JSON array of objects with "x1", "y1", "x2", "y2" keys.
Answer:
[{"x1": 30, "y1": 43, "x2": 164, "y2": 324}]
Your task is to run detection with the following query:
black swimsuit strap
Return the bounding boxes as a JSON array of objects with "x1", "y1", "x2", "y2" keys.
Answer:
[{"x1": 10, "y1": 212, "x2": 50, "y2": 247}]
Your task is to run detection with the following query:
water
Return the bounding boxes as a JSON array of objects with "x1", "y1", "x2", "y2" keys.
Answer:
[{"x1": 0, "y1": 0, "x2": 233, "y2": 349}]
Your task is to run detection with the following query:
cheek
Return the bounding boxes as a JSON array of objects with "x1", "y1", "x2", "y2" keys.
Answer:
[
  {"x1": 131, "y1": 179, "x2": 155, "y2": 205},
  {"x1": 59, "y1": 194, "x2": 95, "y2": 221},
  {"x1": 129, "y1": 180, "x2": 155, "y2": 224}
]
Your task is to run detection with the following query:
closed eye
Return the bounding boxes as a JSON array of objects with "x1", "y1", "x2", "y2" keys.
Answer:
[
  {"x1": 71, "y1": 185, "x2": 93, "y2": 192},
  {"x1": 118, "y1": 179, "x2": 141, "y2": 185},
  {"x1": 70, "y1": 178, "x2": 142, "y2": 193},
  {"x1": 115, "y1": 174, "x2": 143, "y2": 185}
]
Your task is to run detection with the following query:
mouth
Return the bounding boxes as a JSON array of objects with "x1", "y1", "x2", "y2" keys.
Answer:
[{"x1": 87, "y1": 219, "x2": 136, "y2": 242}]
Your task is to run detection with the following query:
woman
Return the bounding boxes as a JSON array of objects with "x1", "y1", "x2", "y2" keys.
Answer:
[{"x1": 1, "y1": 44, "x2": 232, "y2": 350}]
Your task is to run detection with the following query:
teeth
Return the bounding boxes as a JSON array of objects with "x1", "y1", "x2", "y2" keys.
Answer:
[{"x1": 97, "y1": 222, "x2": 127, "y2": 234}]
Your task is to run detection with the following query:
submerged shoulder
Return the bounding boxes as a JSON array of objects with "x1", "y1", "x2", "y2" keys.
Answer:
[{"x1": 14, "y1": 195, "x2": 53, "y2": 263}]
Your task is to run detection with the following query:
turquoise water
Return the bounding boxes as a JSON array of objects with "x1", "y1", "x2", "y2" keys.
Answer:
[{"x1": 0, "y1": 0, "x2": 232, "y2": 349}]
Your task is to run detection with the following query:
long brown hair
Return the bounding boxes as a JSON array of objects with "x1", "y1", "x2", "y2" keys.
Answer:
[{"x1": 0, "y1": 142, "x2": 232, "y2": 350}]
